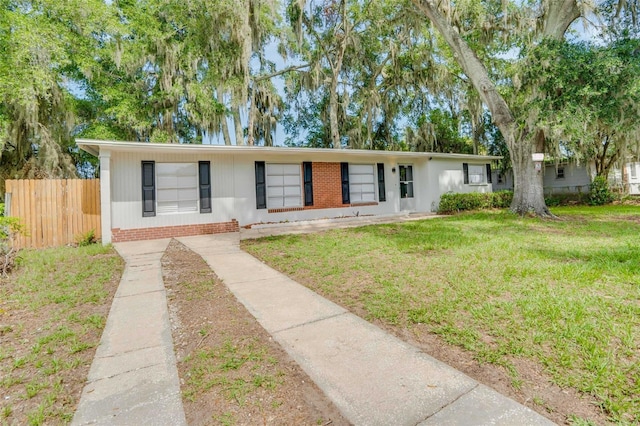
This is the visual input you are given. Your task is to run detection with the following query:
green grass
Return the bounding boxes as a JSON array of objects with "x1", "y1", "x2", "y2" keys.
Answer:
[
  {"x1": 0, "y1": 244, "x2": 123, "y2": 425},
  {"x1": 183, "y1": 337, "x2": 282, "y2": 406},
  {"x1": 243, "y1": 205, "x2": 640, "y2": 424}
]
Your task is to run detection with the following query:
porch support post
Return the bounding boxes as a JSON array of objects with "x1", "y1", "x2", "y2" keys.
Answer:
[{"x1": 99, "y1": 150, "x2": 112, "y2": 244}]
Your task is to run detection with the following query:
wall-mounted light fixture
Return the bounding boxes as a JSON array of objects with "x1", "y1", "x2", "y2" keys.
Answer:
[{"x1": 391, "y1": 167, "x2": 396, "y2": 173}]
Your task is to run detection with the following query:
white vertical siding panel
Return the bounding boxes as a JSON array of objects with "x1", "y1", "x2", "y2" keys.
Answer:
[
  {"x1": 111, "y1": 151, "x2": 236, "y2": 230},
  {"x1": 543, "y1": 163, "x2": 591, "y2": 193},
  {"x1": 429, "y1": 159, "x2": 492, "y2": 211}
]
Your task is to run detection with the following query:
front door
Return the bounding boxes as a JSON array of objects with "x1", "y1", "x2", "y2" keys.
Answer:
[{"x1": 399, "y1": 164, "x2": 415, "y2": 211}]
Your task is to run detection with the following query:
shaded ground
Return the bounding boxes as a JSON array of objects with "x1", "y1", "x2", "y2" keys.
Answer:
[{"x1": 162, "y1": 239, "x2": 348, "y2": 426}]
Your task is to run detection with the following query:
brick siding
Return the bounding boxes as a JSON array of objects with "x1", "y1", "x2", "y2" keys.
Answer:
[
  {"x1": 305, "y1": 162, "x2": 345, "y2": 209},
  {"x1": 111, "y1": 220, "x2": 239, "y2": 242},
  {"x1": 303, "y1": 162, "x2": 378, "y2": 210}
]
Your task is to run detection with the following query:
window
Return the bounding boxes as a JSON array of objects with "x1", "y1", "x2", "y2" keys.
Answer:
[
  {"x1": 156, "y1": 163, "x2": 199, "y2": 214},
  {"x1": 463, "y1": 163, "x2": 491, "y2": 184},
  {"x1": 399, "y1": 165, "x2": 414, "y2": 198},
  {"x1": 497, "y1": 173, "x2": 503, "y2": 184},
  {"x1": 349, "y1": 164, "x2": 376, "y2": 203},
  {"x1": 630, "y1": 164, "x2": 637, "y2": 180},
  {"x1": 556, "y1": 167, "x2": 565, "y2": 179},
  {"x1": 141, "y1": 161, "x2": 210, "y2": 217},
  {"x1": 266, "y1": 163, "x2": 302, "y2": 208}
]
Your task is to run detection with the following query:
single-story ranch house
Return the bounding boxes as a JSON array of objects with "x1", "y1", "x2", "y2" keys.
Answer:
[{"x1": 77, "y1": 139, "x2": 500, "y2": 244}]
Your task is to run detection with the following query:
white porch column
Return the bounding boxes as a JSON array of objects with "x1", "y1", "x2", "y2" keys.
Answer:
[{"x1": 99, "y1": 150, "x2": 112, "y2": 244}]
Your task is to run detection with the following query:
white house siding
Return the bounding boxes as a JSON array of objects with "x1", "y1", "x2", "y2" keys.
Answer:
[
  {"x1": 429, "y1": 159, "x2": 492, "y2": 211},
  {"x1": 110, "y1": 151, "x2": 235, "y2": 230},
  {"x1": 542, "y1": 163, "x2": 591, "y2": 194},
  {"x1": 491, "y1": 163, "x2": 592, "y2": 195},
  {"x1": 626, "y1": 162, "x2": 640, "y2": 195},
  {"x1": 78, "y1": 141, "x2": 500, "y2": 238}
]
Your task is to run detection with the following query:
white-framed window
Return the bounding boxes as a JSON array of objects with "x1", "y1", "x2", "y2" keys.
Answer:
[
  {"x1": 156, "y1": 163, "x2": 199, "y2": 214},
  {"x1": 630, "y1": 163, "x2": 637, "y2": 180},
  {"x1": 266, "y1": 163, "x2": 302, "y2": 208},
  {"x1": 399, "y1": 164, "x2": 414, "y2": 198},
  {"x1": 349, "y1": 164, "x2": 376, "y2": 202},
  {"x1": 463, "y1": 163, "x2": 491, "y2": 185},
  {"x1": 468, "y1": 164, "x2": 485, "y2": 184}
]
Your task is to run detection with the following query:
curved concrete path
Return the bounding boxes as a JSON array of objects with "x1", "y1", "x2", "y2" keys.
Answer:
[{"x1": 72, "y1": 214, "x2": 556, "y2": 425}]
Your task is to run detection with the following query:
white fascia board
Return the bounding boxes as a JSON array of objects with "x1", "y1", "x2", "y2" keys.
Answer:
[{"x1": 75, "y1": 139, "x2": 502, "y2": 162}]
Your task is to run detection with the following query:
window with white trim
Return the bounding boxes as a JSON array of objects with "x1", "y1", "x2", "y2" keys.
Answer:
[
  {"x1": 467, "y1": 164, "x2": 485, "y2": 184},
  {"x1": 156, "y1": 163, "x2": 199, "y2": 214},
  {"x1": 630, "y1": 163, "x2": 637, "y2": 180},
  {"x1": 266, "y1": 163, "x2": 302, "y2": 208},
  {"x1": 349, "y1": 164, "x2": 376, "y2": 202}
]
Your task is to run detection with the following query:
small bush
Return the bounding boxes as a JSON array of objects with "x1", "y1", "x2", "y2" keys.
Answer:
[
  {"x1": 588, "y1": 176, "x2": 614, "y2": 206},
  {"x1": 0, "y1": 203, "x2": 4, "y2": 216},
  {"x1": 438, "y1": 191, "x2": 513, "y2": 214},
  {"x1": 1, "y1": 216, "x2": 24, "y2": 276},
  {"x1": 75, "y1": 229, "x2": 97, "y2": 247}
]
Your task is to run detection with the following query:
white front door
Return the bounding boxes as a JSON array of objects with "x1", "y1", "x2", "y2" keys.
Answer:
[{"x1": 399, "y1": 164, "x2": 415, "y2": 211}]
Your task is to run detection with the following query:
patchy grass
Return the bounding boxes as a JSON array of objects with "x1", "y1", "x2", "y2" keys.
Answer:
[
  {"x1": 162, "y1": 239, "x2": 347, "y2": 425},
  {"x1": 243, "y1": 205, "x2": 640, "y2": 424},
  {"x1": 0, "y1": 244, "x2": 123, "y2": 425}
]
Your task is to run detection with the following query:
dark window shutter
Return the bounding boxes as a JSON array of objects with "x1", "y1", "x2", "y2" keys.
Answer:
[
  {"x1": 377, "y1": 163, "x2": 386, "y2": 202},
  {"x1": 255, "y1": 161, "x2": 266, "y2": 209},
  {"x1": 199, "y1": 161, "x2": 212, "y2": 213},
  {"x1": 142, "y1": 161, "x2": 155, "y2": 217},
  {"x1": 303, "y1": 162, "x2": 313, "y2": 206},
  {"x1": 463, "y1": 163, "x2": 469, "y2": 184},
  {"x1": 340, "y1": 162, "x2": 350, "y2": 204},
  {"x1": 486, "y1": 164, "x2": 492, "y2": 184}
]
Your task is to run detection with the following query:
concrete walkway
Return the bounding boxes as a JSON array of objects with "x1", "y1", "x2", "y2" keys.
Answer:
[
  {"x1": 240, "y1": 212, "x2": 440, "y2": 239},
  {"x1": 178, "y1": 233, "x2": 555, "y2": 426},
  {"x1": 72, "y1": 214, "x2": 555, "y2": 425},
  {"x1": 72, "y1": 239, "x2": 186, "y2": 426}
]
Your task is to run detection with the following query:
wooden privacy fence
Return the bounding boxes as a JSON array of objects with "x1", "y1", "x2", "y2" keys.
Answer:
[{"x1": 5, "y1": 179, "x2": 101, "y2": 249}]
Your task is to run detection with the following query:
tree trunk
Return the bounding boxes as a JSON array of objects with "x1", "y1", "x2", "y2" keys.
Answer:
[
  {"x1": 232, "y1": 105, "x2": 244, "y2": 145},
  {"x1": 329, "y1": 76, "x2": 341, "y2": 149},
  {"x1": 411, "y1": 0, "x2": 577, "y2": 216},
  {"x1": 247, "y1": 91, "x2": 256, "y2": 146},
  {"x1": 509, "y1": 131, "x2": 552, "y2": 215},
  {"x1": 217, "y1": 88, "x2": 232, "y2": 146}
]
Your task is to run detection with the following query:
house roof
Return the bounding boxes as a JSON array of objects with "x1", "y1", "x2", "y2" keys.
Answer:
[{"x1": 76, "y1": 139, "x2": 501, "y2": 162}]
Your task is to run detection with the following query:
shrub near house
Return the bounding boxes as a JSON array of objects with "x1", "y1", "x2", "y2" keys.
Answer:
[{"x1": 438, "y1": 191, "x2": 513, "y2": 214}]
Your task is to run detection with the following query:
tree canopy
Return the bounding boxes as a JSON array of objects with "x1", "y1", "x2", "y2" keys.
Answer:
[{"x1": 1, "y1": 0, "x2": 638, "y2": 211}]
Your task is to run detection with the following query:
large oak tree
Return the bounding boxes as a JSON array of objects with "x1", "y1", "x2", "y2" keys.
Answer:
[{"x1": 411, "y1": 0, "x2": 588, "y2": 216}]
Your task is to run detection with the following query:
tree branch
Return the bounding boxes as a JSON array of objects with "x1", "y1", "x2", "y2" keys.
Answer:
[{"x1": 252, "y1": 64, "x2": 311, "y2": 82}]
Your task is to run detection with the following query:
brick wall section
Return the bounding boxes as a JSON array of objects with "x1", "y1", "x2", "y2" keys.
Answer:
[
  {"x1": 111, "y1": 220, "x2": 239, "y2": 242},
  {"x1": 305, "y1": 162, "x2": 345, "y2": 210}
]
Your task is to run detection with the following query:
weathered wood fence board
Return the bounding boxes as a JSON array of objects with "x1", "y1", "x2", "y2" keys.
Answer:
[{"x1": 5, "y1": 179, "x2": 101, "y2": 249}]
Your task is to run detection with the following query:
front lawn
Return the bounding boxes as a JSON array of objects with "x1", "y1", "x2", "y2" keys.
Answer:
[
  {"x1": 242, "y1": 205, "x2": 640, "y2": 424},
  {"x1": 0, "y1": 244, "x2": 123, "y2": 425}
]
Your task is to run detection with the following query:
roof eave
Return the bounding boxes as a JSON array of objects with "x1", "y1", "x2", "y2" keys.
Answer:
[{"x1": 75, "y1": 139, "x2": 502, "y2": 161}]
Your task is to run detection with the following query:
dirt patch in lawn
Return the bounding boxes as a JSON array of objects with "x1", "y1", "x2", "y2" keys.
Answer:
[{"x1": 161, "y1": 239, "x2": 348, "y2": 426}]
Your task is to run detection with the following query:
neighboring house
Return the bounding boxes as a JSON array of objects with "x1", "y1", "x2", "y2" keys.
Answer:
[
  {"x1": 77, "y1": 139, "x2": 499, "y2": 244},
  {"x1": 625, "y1": 162, "x2": 640, "y2": 195},
  {"x1": 491, "y1": 162, "x2": 592, "y2": 195}
]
